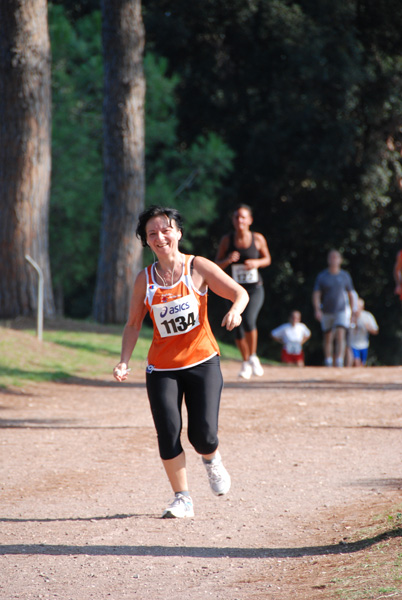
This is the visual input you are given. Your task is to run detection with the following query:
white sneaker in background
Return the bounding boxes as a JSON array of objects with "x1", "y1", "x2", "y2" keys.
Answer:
[
  {"x1": 249, "y1": 355, "x2": 264, "y2": 376},
  {"x1": 238, "y1": 361, "x2": 252, "y2": 379}
]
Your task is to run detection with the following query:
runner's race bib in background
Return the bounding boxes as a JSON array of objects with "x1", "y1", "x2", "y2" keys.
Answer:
[
  {"x1": 153, "y1": 294, "x2": 200, "y2": 338},
  {"x1": 231, "y1": 264, "x2": 259, "y2": 284}
]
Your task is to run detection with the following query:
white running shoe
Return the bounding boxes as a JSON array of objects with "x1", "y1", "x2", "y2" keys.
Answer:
[
  {"x1": 162, "y1": 493, "x2": 194, "y2": 519},
  {"x1": 238, "y1": 360, "x2": 252, "y2": 379},
  {"x1": 203, "y1": 451, "x2": 231, "y2": 496},
  {"x1": 249, "y1": 355, "x2": 264, "y2": 377}
]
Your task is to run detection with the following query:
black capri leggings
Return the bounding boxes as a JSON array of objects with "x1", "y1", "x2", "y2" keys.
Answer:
[
  {"x1": 232, "y1": 284, "x2": 265, "y2": 340},
  {"x1": 146, "y1": 355, "x2": 224, "y2": 460}
]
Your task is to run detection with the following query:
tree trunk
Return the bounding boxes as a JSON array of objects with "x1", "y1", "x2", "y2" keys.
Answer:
[
  {"x1": 93, "y1": 0, "x2": 145, "y2": 324},
  {"x1": 0, "y1": 0, "x2": 55, "y2": 319}
]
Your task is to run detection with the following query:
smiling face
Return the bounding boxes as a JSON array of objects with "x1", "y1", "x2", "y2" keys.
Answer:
[
  {"x1": 145, "y1": 215, "x2": 182, "y2": 257},
  {"x1": 232, "y1": 207, "x2": 253, "y2": 232}
]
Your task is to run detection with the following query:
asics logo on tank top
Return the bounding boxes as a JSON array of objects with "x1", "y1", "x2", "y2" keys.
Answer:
[{"x1": 160, "y1": 301, "x2": 190, "y2": 318}]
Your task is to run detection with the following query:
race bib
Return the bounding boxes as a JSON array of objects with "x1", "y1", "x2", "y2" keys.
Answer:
[
  {"x1": 153, "y1": 293, "x2": 200, "y2": 338},
  {"x1": 285, "y1": 342, "x2": 302, "y2": 355},
  {"x1": 231, "y1": 264, "x2": 259, "y2": 284}
]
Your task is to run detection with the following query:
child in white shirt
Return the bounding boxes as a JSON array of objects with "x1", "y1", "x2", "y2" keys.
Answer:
[{"x1": 271, "y1": 311, "x2": 311, "y2": 367}]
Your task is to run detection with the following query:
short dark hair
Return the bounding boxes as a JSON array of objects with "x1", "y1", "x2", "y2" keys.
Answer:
[
  {"x1": 136, "y1": 205, "x2": 184, "y2": 247},
  {"x1": 233, "y1": 204, "x2": 253, "y2": 217}
]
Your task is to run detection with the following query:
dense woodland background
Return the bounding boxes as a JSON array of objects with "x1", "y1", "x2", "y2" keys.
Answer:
[{"x1": 7, "y1": 0, "x2": 402, "y2": 364}]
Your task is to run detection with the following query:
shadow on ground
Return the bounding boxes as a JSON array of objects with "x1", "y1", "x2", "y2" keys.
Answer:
[{"x1": 1, "y1": 527, "x2": 401, "y2": 559}]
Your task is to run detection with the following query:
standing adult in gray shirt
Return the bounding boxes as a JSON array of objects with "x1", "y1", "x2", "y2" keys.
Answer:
[{"x1": 312, "y1": 250, "x2": 356, "y2": 367}]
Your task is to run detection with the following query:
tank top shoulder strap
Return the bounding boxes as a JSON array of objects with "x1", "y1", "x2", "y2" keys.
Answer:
[
  {"x1": 145, "y1": 265, "x2": 151, "y2": 284},
  {"x1": 183, "y1": 254, "x2": 195, "y2": 276},
  {"x1": 184, "y1": 254, "x2": 204, "y2": 296},
  {"x1": 144, "y1": 265, "x2": 158, "y2": 305}
]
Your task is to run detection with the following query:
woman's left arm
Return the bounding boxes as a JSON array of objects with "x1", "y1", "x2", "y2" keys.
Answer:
[{"x1": 193, "y1": 256, "x2": 249, "y2": 331}]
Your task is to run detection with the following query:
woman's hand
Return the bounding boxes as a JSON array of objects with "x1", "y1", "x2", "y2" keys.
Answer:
[
  {"x1": 243, "y1": 258, "x2": 259, "y2": 270},
  {"x1": 228, "y1": 251, "x2": 241, "y2": 264},
  {"x1": 113, "y1": 362, "x2": 131, "y2": 382},
  {"x1": 221, "y1": 309, "x2": 242, "y2": 331}
]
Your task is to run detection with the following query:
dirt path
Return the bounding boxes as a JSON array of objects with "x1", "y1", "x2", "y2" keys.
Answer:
[{"x1": 1, "y1": 364, "x2": 402, "y2": 599}]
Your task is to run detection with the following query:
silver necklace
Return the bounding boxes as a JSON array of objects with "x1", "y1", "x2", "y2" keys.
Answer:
[
  {"x1": 154, "y1": 258, "x2": 180, "y2": 287},
  {"x1": 154, "y1": 263, "x2": 172, "y2": 287}
]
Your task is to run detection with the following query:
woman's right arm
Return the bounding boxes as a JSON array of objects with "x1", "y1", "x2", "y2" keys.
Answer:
[
  {"x1": 215, "y1": 234, "x2": 240, "y2": 270},
  {"x1": 113, "y1": 270, "x2": 148, "y2": 381},
  {"x1": 194, "y1": 256, "x2": 249, "y2": 330}
]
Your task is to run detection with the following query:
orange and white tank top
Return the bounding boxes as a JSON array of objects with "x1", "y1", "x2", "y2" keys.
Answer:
[{"x1": 144, "y1": 254, "x2": 220, "y2": 371}]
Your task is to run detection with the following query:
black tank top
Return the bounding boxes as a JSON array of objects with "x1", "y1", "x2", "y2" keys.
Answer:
[{"x1": 226, "y1": 232, "x2": 262, "y2": 287}]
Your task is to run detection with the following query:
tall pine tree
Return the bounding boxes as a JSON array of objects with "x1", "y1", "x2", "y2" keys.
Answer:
[
  {"x1": 93, "y1": 0, "x2": 145, "y2": 323},
  {"x1": 0, "y1": 0, "x2": 55, "y2": 318}
]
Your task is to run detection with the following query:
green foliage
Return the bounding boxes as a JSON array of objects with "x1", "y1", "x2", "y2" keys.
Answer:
[
  {"x1": 49, "y1": 4, "x2": 103, "y2": 313},
  {"x1": 145, "y1": 53, "x2": 234, "y2": 246},
  {"x1": 48, "y1": 7, "x2": 234, "y2": 315}
]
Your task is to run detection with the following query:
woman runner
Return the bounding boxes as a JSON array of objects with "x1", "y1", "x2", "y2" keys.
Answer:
[
  {"x1": 215, "y1": 204, "x2": 271, "y2": 379},
  {"x1": 113, "y1": 205, "x2": 249, "y2": 518}
]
